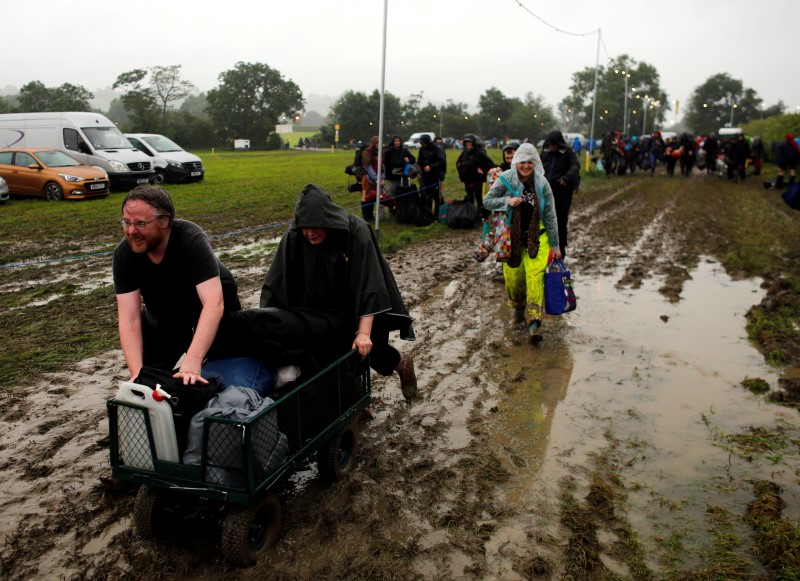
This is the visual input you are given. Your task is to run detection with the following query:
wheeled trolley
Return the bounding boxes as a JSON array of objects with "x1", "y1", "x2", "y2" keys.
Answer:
[{"x1": 107, "y1": 349, "x2": 371, "y2": 566}]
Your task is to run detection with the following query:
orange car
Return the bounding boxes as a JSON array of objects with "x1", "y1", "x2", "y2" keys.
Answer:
[{"x1": 0, "y1": 148, "x2": 110, "y2": 201}]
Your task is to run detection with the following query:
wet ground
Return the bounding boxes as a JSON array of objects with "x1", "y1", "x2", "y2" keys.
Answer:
[{"x1": 1, "y1": 174, "x2": 800, "y2": 579}]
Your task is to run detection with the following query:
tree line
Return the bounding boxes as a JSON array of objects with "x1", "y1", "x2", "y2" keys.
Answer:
[{"x1": 0, "y1": 59, "x2": 788, "y2": 150}]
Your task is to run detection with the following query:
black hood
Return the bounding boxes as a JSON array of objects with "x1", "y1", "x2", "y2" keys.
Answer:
[
  {"x1": 292, "y1": 184, "x2": 350, "y2": 231},
  {"x1": 545, "y1": 130, "x2": 567, "y2": 147}
]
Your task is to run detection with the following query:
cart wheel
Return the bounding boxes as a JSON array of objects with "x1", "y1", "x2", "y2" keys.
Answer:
[
  {"x1": 221, "y1": 495, "x2": 281, "y2": 567},
  {"x1": 133, "y1": 485, "x2": 168, "y2": 538},
  {"x1": 318, "y1": 423, "x2": 359, "y2": 482}
]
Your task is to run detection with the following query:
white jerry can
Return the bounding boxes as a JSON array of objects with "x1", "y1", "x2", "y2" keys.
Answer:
[{"x1": 113, "y1": 381, "x2": 180, "y2": 468}]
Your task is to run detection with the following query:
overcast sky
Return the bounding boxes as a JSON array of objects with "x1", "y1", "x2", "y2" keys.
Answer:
[{"x1": 4, "y1": 0, "x2": 797, "y2": 124}]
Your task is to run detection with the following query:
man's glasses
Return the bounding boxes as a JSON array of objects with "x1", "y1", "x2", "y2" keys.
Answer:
[{"x1": 120, "y1": 216, "x2": 164, "y2": 230}]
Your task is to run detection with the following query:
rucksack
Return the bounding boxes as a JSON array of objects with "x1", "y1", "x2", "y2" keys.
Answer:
[{"x1": 446, "y1": 199, "x2": 479, "y2": 229}]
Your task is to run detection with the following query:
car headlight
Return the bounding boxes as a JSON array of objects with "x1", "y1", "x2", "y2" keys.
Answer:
[
  {"x1": 58, "y1": 174, "x2": 84, "y2": 183},
  {"x1": 107, "y1": 160, "x2": 127, "y2": 172},
  {"x1": 167, "y1": 159, "x2": 182, "y2": 168}
]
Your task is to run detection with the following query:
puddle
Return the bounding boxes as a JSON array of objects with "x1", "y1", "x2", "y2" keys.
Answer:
[{"x1": 487, "y1": 257, "x2": 796, "y2": 566}]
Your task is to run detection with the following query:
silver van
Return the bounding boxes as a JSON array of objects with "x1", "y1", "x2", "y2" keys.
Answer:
[
  {"x1": 126, "y1": 133, "x2": 204, "y2": 184},
  {"x1": 0, "y1": 112, "x2": 154, "y2": 189}
]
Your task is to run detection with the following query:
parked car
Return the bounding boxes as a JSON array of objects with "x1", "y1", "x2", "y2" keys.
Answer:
[
  {"x1": 0, "y1": 112, "x2": 153, "y2": 189},
  {"x1": 0, "y1": 148, "x2": 109, "y2": 201},
  {"x1": 125, "y1": 133, "x2": 204, "y2": 184},
  {"x1": 403, "y1": 132, "x2": 435, "y2": 149},
  {"x1": 0, "y1": 175, "x2": 8, "y2": 203}
]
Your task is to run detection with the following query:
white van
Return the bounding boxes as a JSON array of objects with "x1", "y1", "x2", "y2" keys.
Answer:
[
  {"x1": 125, "y1": 134, "x2": 204, "y2": 184},
  {"x1": 0, "y1": 112, "x2": 154, "y2": 189},
  {"x1": 403, "y1": 132, "x2": 435, "y2": 149}
]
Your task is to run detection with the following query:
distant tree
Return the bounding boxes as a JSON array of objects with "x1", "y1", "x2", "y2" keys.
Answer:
[
  {"x1": 564, "y1": 55, "x2": 668, "y2": 138},
  {"x1": 150, "y1": 65, "x2": 196, "y2": 124},
  {"x1": 0, "y1": 96, "x2": 11, "y2": 114},
  {"x1": 179, "y1": 93, "x2": 210, "y2": 119},
  {"x1": 438, "y1": 100, "x2": 474, "y2": 139},
  {"x1": 17, "y1": 81, "x2": 53, "y2": 111},
  {"x1": 319, "y1": 90, "x2": 402, "y2": 146},
  {"x1": 172, "y1": 111, "x2": 217, "y2": 148},
  {"x1": 206, "y1": 62, "x2": 304, "y2": 148},
  {"x1": 51, "y1": 83, "x2": 93, "y2": 111},
  {"x1": 684, "y1": 73, "x2": 765, "y2": 135},
  {"x1": 112, "y1": 69, "x2": 159, "y2": 132},
  {"x1": 477, "y1": 88, "x2": 520, "y2": 139},
  {"x1": 299, "y1": 110, "x2": 324, "y2": 127},
  {"x1": 16, "y1": 81, "x2": 93, "y2": 112},
  {"x1": 507, "y1": 93, "x2": 557, "y2": 143},
  {"x1": 106, "y1": 97, "x2": 131, "y2": 127},
  {"x1": 401, "y1": 92, "x2": 426, "y2": 129}
]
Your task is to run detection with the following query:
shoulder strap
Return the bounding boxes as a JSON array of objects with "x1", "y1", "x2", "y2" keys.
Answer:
[{"x1": 497, "y1": 175, "x2": 521, "y2": 197}]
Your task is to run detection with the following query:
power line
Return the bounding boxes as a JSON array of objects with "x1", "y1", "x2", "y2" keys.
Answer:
[{"x1": 510, "y1": 0, "x2": 598, "y2": 37}]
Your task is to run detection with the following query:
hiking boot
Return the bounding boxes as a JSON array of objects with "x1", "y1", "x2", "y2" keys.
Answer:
[
  {"x1": 396, "y1": 354, "x2": 417, "y2": 400},
  {"x1": 528, "y1": 321, "x2": 543, "y2": 345}
]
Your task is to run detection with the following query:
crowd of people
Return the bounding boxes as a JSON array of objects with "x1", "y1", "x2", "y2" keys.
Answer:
[
  {"x1": 596, "y1": 130, "x2": 770, "y2": 183},
  {"x1": 112, "y1": 127, "x2": 796, "y2": 416}
]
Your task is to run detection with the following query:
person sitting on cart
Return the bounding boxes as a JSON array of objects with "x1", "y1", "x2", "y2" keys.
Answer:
[
  {"x1": 259, "y1": 184, "x2": 418, "y2": 400},
  {"x1": 113, "y1": 184, "x2": 242, "y2": 385}
]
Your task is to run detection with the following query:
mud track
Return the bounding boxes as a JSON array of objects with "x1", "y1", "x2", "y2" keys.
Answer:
[{"x1": 2, "y1": 175, "x2": 800, "y2": 579}]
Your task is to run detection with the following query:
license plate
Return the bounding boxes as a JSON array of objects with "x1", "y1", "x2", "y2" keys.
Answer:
[
  {"x1": 137, "y1": 178, "x2": 149, "y2": 184},
  {"x1": 89, "y1": 183, "x2": 106, "y2": 190},
  {"x1": 191, "y1": 171, "x2": 202, "y2": 177}
]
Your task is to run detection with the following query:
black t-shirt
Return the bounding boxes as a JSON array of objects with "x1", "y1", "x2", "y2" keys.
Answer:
[{"x1": 113, "y1": 220, "x2": 240, "y2": 330}]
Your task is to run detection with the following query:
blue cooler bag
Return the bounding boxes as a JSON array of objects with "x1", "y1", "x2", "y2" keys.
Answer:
[{"x1": 544, "y1": 259, "x2": 577, "y2": 315}]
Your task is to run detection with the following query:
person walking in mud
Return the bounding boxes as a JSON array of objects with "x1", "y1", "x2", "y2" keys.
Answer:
[
  {"x1": 258, "y1": 184, "x2": 418, "y2": 399},
  {"x1": 113, "y1": 184, "x2": 242, "y2": 384},
  {"x1": 483, "y1": 143, "x2": 561, "y2": 344},
  {"x1": 540, "y1": 130, "x2": 580, "y2": 257}
]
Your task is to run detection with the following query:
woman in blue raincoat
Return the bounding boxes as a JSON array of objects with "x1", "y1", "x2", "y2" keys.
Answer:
[{"x1": 483, "y1": 143, "x2": 561, "y2": 343}]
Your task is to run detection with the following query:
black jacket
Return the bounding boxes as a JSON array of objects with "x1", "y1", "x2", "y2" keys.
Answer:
[
  {"x1": 456, "y1": 138, "x2": 496, "y2": 184},
  {"x1": 384, "y1": 137, "x2": 415, "y2": 181},
  {"x1": 540, "y1": 130, "x2": 581, "y2": 192},
  {"x1": 418, "y1": 142, "x2": 444, "y2": 181}
]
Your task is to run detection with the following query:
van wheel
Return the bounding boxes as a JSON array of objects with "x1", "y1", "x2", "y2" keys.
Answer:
[
  {"x1": 151, "y1": 170, "x2": 166, "y2": 185},
  {"x1": 44, "y1": 182, "x2": 63, "y2": 201}
]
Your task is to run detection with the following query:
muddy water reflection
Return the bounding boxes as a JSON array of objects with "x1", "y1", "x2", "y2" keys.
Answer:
[{"x1": 489, "y1": 258, "x2": 798, "y2": 568}]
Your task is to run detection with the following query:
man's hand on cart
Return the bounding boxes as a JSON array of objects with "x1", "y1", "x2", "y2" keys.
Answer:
[
  {"x1": 173, "y1": 353, "x2": 209, "y2": 385},
  {"x1": 353, "y1": 332, "x2": 373, "y2": 360}
]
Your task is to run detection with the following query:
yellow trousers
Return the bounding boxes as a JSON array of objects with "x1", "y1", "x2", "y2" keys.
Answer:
[{"x1": 503, "y1": 229, "x2": 550, "y2": 325}]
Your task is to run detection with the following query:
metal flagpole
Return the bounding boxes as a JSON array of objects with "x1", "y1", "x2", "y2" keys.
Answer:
[
  {"x1": 588, "y1": 28, "x2": 600, "y2": 171},
  {"x1": 374, "y1": 0, "x2": 388, "y2": 239}
]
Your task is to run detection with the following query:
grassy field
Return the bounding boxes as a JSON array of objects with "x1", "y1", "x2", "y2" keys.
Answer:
[{"x1": 0, "y1": 148, "x2": 491, "y2": 267}]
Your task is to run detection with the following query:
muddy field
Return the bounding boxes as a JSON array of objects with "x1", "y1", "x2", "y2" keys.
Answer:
[{"x1": 2, "y1": 173, "x2": 800, "y2": 579}]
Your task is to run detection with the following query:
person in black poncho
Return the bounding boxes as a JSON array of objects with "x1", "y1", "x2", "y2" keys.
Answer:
[{"x1": 260, "y1": 184, "x2": 418, "y2": 400}]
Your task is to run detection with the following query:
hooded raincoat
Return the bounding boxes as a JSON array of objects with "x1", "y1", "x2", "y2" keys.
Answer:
[
  {"x1": 259, "y1": 185, "x2": 415, "y2": 374},
  {"x1": 483, "y1": 144, "x2": 559, "y2": 329}
]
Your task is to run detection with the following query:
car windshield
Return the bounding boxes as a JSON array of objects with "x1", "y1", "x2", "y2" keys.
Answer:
[
  {"x1": 141, "y1": 135, "x2": 182, "y2": 153},
  {"x1": 35, "y1": 151, "x2": 81, "y2": 168},
  {"x1": 82, "y1": 127, "x2": 133, "y2": 150}
]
